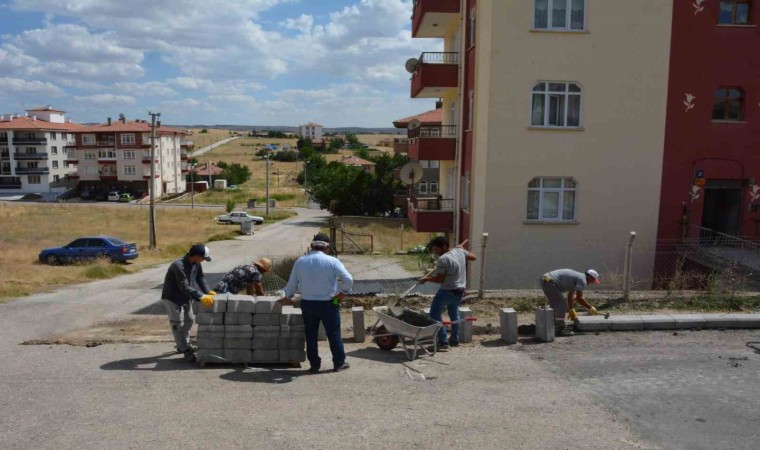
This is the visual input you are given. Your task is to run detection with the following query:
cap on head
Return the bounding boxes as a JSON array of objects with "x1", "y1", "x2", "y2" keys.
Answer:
[
  {"x1": 586, "y1": 269, "x2": 601, "y2": 285},
  {"x1": 189, "y1": 244, "x2": 212, "y2": 262},
  {"x1": 254, "y1": 257, "x2": 272, "y2": 272},
  {"x1": 311, "y1": 233, "x2": 331, "y2": 248}
]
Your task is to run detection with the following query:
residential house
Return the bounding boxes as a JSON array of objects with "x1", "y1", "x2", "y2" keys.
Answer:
[
  {"x1": 299, "y1": 122, "x2": 323, "y2": 141},
  {"x1": 341, "y1": 155, "x2": 376, "y2": 174},
  {"x1": 0, "y1": 106, "x2": 82, "y2": 194},
  {"x1": 392, "y1": 107, "x2": 444, "y2": 205}
]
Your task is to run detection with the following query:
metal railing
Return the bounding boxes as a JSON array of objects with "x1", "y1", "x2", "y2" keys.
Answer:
[
  {"x1": 685, "y1": 225, "x2": 760, "y2": 253},
  {"x1": 408, "y1": 125, "x2": 457, "y2": 139},
  {"x1": 14, "y1": 152, "x2": 48, "y2": 160},
  {"x1": 0, "y1": 184, "x2": 22, "y2": 189},
  {"x1": 97, "y1": 141, "x2": 116, "y2": 146},
  {"x1": 409, "y1": 188, "x2": 455, "y2": 211},
  {"x1": 15, "y1": 166, "x2": 50, "y2": 174},
  {"x1": 12, "y1": 137, "x2": 47, "y2": 145},
  {"x1": 419, "y1": 52, "x2": 459, "y2": 65}
]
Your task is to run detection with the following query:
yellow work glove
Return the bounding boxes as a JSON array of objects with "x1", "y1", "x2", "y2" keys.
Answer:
[
  {"x1": 200, "y1": 295, "x2": 215, "y2": 308},
  {"x1": 567, "y1": 309, "x2": 578, "y2": 321},
  {"x1": 208, "y1": 290, "x2": 217, "y2": 296},
  {"x1": 588, "y1": 306, "x2": 598, "y2": 316}
]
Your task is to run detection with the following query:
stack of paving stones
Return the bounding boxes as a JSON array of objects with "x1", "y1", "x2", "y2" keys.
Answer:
[{"x1": 195, "y1": 294, "x2": 306, "y2": 364}]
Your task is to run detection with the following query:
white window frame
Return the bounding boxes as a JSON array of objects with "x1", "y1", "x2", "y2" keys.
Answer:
[
  {"x1": 531, "y1": 81, "x2": 583, "y2": 128},
  {"x1": 123, "y1": 165, "x2": 136, "y2": 175},
  {"x1": 84, "y1": 151, "x2": 96, "y2": 160},
  {"x1": 52, "y1": 161, "x2": 59, "y2": 169},
  {"x1": 121, "y1": 133, "x2": 136, "y2": 145},
  {"x1": 28, "y1": 175, "x2": 41, "y2": 184},
  {"x1": 533, "y1": 0, "x2": 586, "y2": 31},
  {"x1": 123, "y1": 150, "x2": 136, "y2": 160},
  {"x1": 419, "y1": 180, "x2": 428, "y2": 194},
  {"x1": 526, "y1": 177, "x2": 577, "y2": 222},
  {"x1": 82, "y1": 134, "x2": 96, "y2": 145},
  {"x1": 98, "y1": 148, "x2": 117, "y2": 159},
  {"x1": 84, "y1": 166, "x2": 97, "y2": 175},
  {"x1": 51, "y1": 146, "x2": 58, "y2": 155},
  {"x1": 429, "y1": 160, "x2": 440, "y2": 169},
  {"x1": 419, "y1": 160, "x2": 430, "y2": 168},
  {"x1": 430, "y1": 181, "x2": 439, "y2": 195}
]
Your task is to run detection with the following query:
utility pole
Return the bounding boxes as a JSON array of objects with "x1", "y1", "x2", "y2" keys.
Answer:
[
  {"x1": 148, "y1": 111, "x2": 160, "y2": 250},
  {"x1": 190, "y1": 163, "x2": 195, "y2": 209},
  {"x1": 265, "y1": 155, "x2": 270, "y2": 216}
]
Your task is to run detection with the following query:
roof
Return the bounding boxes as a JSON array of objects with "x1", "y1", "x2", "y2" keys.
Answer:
[
  {"x1": 341, "y1": 156, "x2": 376, "y2": 166},
  {"x1": 82, "y1": 120, "x2": 186, "y2": 135},
  {"x1": 301, "y1": 122, "x2": 322, "y2": 127},
  {"x1": 0, "y1": 116, "x2": 85, "y2": 131},
  {"x1": 192, "y1": 162, "x2": 225, "y2": 176},
  {"x1": 27, "y1": 106, "x2": 66, "y2": 113},
  {"x1": 392, "y1": 108, "x2": 442, "y2": 128}
]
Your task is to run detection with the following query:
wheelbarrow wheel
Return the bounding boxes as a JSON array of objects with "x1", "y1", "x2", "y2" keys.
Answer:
[{"x1": 373, "y1": 326, "x2": 400, "y2": 351}]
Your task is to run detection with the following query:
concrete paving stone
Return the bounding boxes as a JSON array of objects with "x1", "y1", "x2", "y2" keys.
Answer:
[
  {"x1": 280, "y1": 306, "x2": 304, "y2": 326},
  {"x1": 673, "y1": 314, "x2": 706, "y2": 329},
  {"x1": 224, "y1": 338, "x2": 253, "y2": 349},
  {"x1": 458, "y1": 307, "x2": 474, "y2": 343},
  {"x1": 352, "y1": 306, "x2": 366, "y2": 343},
  {"x1": 253, "y1": 326, "x2": 280, "y2": 338},
  {"x1": 500, "y1": 308, "x2": 518, "y2": 345},
  {"x1": 280, "y1": 325, "x2": 305, "y2": 337},
  {"x1": 224, "y1": 349, "x2": 252, "y2": 364},
  {"x1": 574, "y1": 316, "x2": 611, "y2": 332},
  {"x1": 198, "y1": 325, "x2": 226, "y2": 334},
  {"x1": 727, "y1": 313, "x2": 760, "y2": 329},
  {"x1": 610, "y1": 315, "x2": 644, "y2": 331},
  {"x1": 197, "y1": 298, "x2": 227, "y2": 314},
  {"x1": 224, "y1": 325, "x2": 253, "y2": 337},
  {"x1": 224, "y1": 313, "x2": 253, "y2": 326},
  {"x1": 535, "y1": 307, "x2": 555, "y2": 342},
  {"x1": 197, "y1": 336, "x2": 224, "y2": 349},
  {"x1": 195, "y1": 313, "x2": 225, "y2": 325},
  {"x1": 279, "y1": 336, "x2": 305, "y2": 349},
  {"x1": 253, "y1": 349, "x2": 279, "y2": 362},
  {"x1": 254, "y1": 297, "x2": 282, "y2": 314},
  {"x1": 252, "y1": 337, "x2": 279, "y2": 350},
  {"x1": 701, "y1": 314, "x2": 738, "y2": 329},
  {"x1": 252, "y1": 313, "x2": 280, "y2": 326},
  {"x1": 641, "y1": 315, "x2": 676, "y2": 330},
  {"x1": 226, "y1": 297, "x2": 255, "y2": 314},
  {"x1": 279, "y1": 349, "x2": 306, "y2": 362}
]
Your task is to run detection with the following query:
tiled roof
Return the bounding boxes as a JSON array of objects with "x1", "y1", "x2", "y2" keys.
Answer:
[
  {"x1": 26, "y1": 106, "x2": 67, "y2": 113},
  {"x1": 392, "y1": 108, "x2": 442, "y2": 128},
  {"x1": 82, "y1": 120, "x2": 186, "y2": 135},
  {"x1": 0, "y1": 116, "x2": 85, "y2": 131},
  {"x1": 301, "y1": 122, "x2": 322, "y2": 127},
  {"x1": 341, "y1": 156, "x2": 376, "y2": 166},
  {"x1": 192, "y1": 163, "x2": 225, "y2": 176}
]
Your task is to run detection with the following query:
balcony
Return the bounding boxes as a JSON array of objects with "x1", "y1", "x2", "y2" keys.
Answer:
[
  {"x1": 99, "y1": 172, "x2": 118, "y2": 181},
  {"x1": 393, "y1": 137, "x2": 409, "y2": 154},
  {"x1": 408, "y1": 125, "x2": 456, "y2": 161},
  {"x1": 142, "y1": 154, "x2": 158, "y2": 164},
  {"x1": 180, "y1": 151, "x2": 189, "y2": 160},
  {"x1": 411, "y1": 52, "x2": 459, "y2": 98},
  {"x1": 12, "y1": 137, "x2": 47, "y2": 145},
  {"x1": 0, "y1": 136, "x2": 8, "y2": 144},
  {"x1": 0, "y1": 183, "x2": 22, "y2": 189},
  {"x1": 407, "y1": 188, "x2": 455, "y2": 233},
  {"x1": 98, "y1": 158, "x2": 117, "y2": 164},
  {"x1": 16, "y1": 166, "x2": 50, "y2": 175},
  {"x1": 14, "y1": 152, "x2": 48, "y2": 160},
  {"x1": 412, "y1": 0, "x2": 460, "y2": 38},
  {"x1": 97, "y1": 141, "x2": 115, "y2": 146},
  {"x1": 65, "y1": 154, "x2": 78, "y2": 163}
]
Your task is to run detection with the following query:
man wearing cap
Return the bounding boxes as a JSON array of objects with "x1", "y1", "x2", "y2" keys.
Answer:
[
  {"x1": 540, "y1": 269, "x2": 601, "y2": 336},
  {"x1": 214, "y1": 258, "x2": 272, "y2": 296},
  {"x1": 278, "y1": 233, "x2": 353, "y2": 373},
  {"x1": 161, "y1": 244, "x2": 216, "y2": 361}
]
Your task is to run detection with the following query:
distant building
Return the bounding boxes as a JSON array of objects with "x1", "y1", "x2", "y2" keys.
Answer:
[
  {"x1": 299, "y1": 122, "x2": 323, "y2": 141},
  {"x1": 0, "y1": 106, "x2": 83, "y2": 194},
  {"x1": 392, "y1": 106, "x2": 443, "y2": 198},
  {"x1": 341, "y1": 155, "x2": 375, "y2": 174},
  {"x1": 192, "y1": 162, "x2": 224, "y2": 177}
]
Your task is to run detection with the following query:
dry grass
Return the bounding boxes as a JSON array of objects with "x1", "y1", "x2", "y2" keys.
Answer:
[
  {"x1": 0, "y1": 203, "x2": 239, "y2": 301},
  {"x1": 321, "y1": 222, "x2": 431, "y2": 255},
  {"x1": 187, "y1": 128, "x2": 239, "y2": 150},
  {"x1": 356, "y1": 133, "x2": 401, "y2": 152}
]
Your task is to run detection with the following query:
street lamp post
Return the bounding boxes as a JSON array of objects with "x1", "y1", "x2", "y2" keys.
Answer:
[
  {"x1": 189, "y1": 163, "x2": 196, "y2": 209},
  {"x1": 265, "y1": 155, "x2": 270, "y2": 217}
]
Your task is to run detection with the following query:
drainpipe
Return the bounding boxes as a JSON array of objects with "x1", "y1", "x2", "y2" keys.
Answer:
[{"x1": 453, "y1": 0, "x2": 466, "y2": 244}]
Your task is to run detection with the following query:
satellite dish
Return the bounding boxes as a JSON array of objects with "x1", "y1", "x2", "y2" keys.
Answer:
[
  {"x1": 407, "y1": 119, "x2": 421, "y2": 130},
  {"x1": 399, "y1": 162, "x2": 424, "y2": 185},
  {"x1": 404, "y1": 58, "x2": 419, "y2": 74}
]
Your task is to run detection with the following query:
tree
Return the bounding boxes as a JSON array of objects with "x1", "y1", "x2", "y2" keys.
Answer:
[
  {"x1": 268, "y1": 130, "x2": 286, "y2": 138},
  {"x1": 216, "y1": 162, "x2": 250, "y2": 185},
  {"x1": 328, "y1": 138, "x2": 345, "y2": 152},
  {"x1": 272, "y1": 150, "x2": 298, "y2": 162},
  {"x1": 297, "y1": 137, "x2": 313, "y2": 151},
  {"x1": 199, "y1": 128, "x2": 209, "y2": 134},
  {"x1": 345, "y1": 133, "x2": 360, "y2": 147},
  {"x1": 309, "y1": 163, "x2": 373, "y2": 215},
  {"x1": 353, "y1": 147, "x2": 371, "y2": 160}
]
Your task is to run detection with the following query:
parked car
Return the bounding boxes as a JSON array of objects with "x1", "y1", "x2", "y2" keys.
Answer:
[
  {"x1": 215, "y1": 211, "x2": 264, "y2": 225},
  {"x1": 80, "y1": 190, "x2": 98, "y2": 201},
  {"x1": 118, "y1": 193, "x2": 134, "y2": 203},
  {"x1": 39, "y1": 236, "x2": 139, "y2": 265},
  {"x1": 107, "y1": 191, "x2": 120, "y2": 202},
  {"x1": 227, "y1": 185, "x2": 239, "y2": 190}
]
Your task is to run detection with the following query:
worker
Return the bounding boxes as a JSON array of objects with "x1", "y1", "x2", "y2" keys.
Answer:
[
  {"x1": 540, "y1": 269, "x2": 601, "y2": 336},
  {"x1": 214, "y1": 257, "x2": 272, "y2": 296},
  {"x1": 161, "y1": 244, "x2": 216, "y2": 362},
  {"x1": 418, "y1": 236, "x2": 477, "y2": 351},
  {"x1": 278, "y1": 233, "x2": 353, "y2": 374}
]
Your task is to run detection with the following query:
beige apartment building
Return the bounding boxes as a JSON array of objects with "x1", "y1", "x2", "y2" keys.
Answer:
[{"x1": 409, "y1": 0, "x2": 673, "y2": 288}]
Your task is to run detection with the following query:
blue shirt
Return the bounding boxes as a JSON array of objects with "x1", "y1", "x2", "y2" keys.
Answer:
[{"x1": 283, "y1": 251, "x2": 354, "y2": 301}]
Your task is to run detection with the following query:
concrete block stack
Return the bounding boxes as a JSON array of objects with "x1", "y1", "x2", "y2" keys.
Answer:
[{"x1": 194, "y1": 294, "x2": 306, "y2": 364}]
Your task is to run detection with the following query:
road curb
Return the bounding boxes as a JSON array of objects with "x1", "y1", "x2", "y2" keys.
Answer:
[{"x1": 575, "y1": 313, "x2": 760, "y2": 331}]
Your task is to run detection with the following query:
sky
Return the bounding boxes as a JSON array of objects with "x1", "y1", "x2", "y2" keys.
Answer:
[{"x1": 0, "y1": 0, "x2": 442, "y2": 127}]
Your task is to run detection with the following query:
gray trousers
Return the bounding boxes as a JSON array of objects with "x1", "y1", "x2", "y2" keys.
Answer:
[
  {"x1": 540, "y1": 280, "x2": 568, "y2": 321},
  {"x1": 162, "y1": 299, "x2": 195, "y2": 353}
]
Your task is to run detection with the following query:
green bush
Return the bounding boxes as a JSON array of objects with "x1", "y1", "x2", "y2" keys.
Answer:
[{"x1": 226, "y1": 199, "x2": 236, "y2": 213}]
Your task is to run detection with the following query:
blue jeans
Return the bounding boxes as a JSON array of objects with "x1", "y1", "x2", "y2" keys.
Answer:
[
  {"x1": 300, "y1": 300, "x2": 345, "y2": 368},
  {"x1": 429, "y1": 289, "x2": 463, "y2": 345}
]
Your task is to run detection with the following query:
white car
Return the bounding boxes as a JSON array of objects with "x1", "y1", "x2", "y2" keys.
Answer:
[
  {"x1": 107, "y1": 191, "x2": 120, "y2": 202},
  {"x1": 216, "y1": 211, "x2": 264, "y2": 225}
]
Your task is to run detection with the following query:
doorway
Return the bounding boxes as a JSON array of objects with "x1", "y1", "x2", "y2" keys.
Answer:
[{"x1": 701, "y1": 180, "x2": 742, "y2": 235}]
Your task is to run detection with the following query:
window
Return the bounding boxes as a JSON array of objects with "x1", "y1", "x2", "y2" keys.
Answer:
[
  {"x1": 51, "y1": 146, "x2": 58, "y2": 155},
  {"x1": 123, "y1": 165, "x2": 136, "y2": 175},
  {"x1": 52, "y1": 161, "x2": 59, "y2": 169},
  {"x1": 0, "y1": 132, "x2": 7, "y2": 141},
  {"x1": 84, "y1": 151, "x2": 97, "y2": 160},
  {"x1": 84, "y1": 166, "x2": 97, "y2": 175},
  {"x1": 98, "y1": 149, "x2": 117, "y2": 159},
  {"x1": 527, "y1": 177, "x2": 577, "y2": 221},
  {"x1": 535, "y1": 0, "x2": 585, "y2": 30},
  {"x1": 53, "y1": 175, "x2": 60, "y2": 183},
  {"x1": 469, "y1": 8, "x2": 476, "y2": 47},
  {"x1": 712, "y1": 88, "x2": 744, "y2": 121},
  {"x1": 25, "y1": 147, "x2": 37, "y2": 154},
  {"x1": 123, "y1": 150, "x2": 135, "y2": 160},
  {"x1": 28, "y1": 175, "x2": 41, "y2": 184},
  {"x1": 430, "y1": 181, "x2": 439, "y2": 194},
  {"x1": 82, "y1": 134, "x2": 96, "y2": 145},
  {"x1": 419, "y1": 180, "x2": 428, "y2": 194},
  {"x1": 121, "y1": 133, "x2": 136, "y2": 145},
  {"x1": 468, "y1": 90, "x2": 474, "y2": 130},
  {"x1": 719, "y1": 1, "x2": 751, "y2": 25},
  {"x1": 532, "y1": 82, "x2": 582, "y2": 128}
]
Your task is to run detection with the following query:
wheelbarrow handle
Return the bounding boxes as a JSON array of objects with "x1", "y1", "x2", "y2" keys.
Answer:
[{"x1": 441, "y1": 316, "x2": 478, "y2": 326}]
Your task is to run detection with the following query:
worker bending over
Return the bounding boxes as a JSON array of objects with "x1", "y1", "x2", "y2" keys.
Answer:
[
  {"x1": 540, "y1": 269, "x2": 601, "y2": 336},
  {"x1": 214, "y1": 258, "x2": 272, "y2": 296}
]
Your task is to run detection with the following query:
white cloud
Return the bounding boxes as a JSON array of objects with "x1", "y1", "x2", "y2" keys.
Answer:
[
  {"x1": 73, "y1": 94, "x2": 136, "y2": 106},
  {"x1": 8, "y1": 24, "x2": 142, "y2": 63},
  {"x1": 113, "y1": 81, "x2": 176, "y2": 97},
  {"x1": 284, "y1": 14, "x2": 314, "y2": 34},
  {"x1": 0, "y1": 77, "x2": 64, "y2": 97}
]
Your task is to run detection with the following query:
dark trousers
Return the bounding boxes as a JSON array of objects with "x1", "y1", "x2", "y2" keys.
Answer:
[{"x1": 301, "y1": 300, "x2": 345, "y2": 368}]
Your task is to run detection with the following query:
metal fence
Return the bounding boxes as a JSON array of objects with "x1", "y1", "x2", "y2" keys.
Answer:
[{"x1": 419, "y1": 52, "x2": 460, "y2": 65}]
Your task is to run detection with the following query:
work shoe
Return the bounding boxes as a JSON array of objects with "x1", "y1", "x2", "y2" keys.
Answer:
[
  {"x1": 176, "y1": 345, "x2": 197, "y2": 354},
  {"x1": 333, "y1": 362, "x2": 350, "y2": 372},
  {"x1": 437, "y1": 344, "x2": 451, "y2": 352},
  {"x1": 449, "y1": 341, "x2": 459, "y2": 348},
  {"x1": 556, "y1": 326, "x2": 575, "y2": 337},
  {"x1": 183, "y1": 349, "x2": 197, "y2": 362},
  {"x1": 308, "y1": 365, "x2": 320, "y2": 374}
]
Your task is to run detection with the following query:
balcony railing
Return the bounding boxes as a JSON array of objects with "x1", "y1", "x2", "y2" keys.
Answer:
[
  {"x1": 408, "y1": 125, "x2": 457, "y2": 139},
  {"x1": 0, "y1": 136, "x2": 8, "y2": 143},
  {"x1": 12, "y1": 137, "x2": 47, "y2": 145},
  {"x1": 409, "y1": 188, "x2": 455, "y2": 211},
  {"x1": 97, "y1": 141, "x2": 116, "y2": 146},
  {"x1": 418, "y1": 52, "x2": 459, "y2": 65},
  {"x1": 0, "y1": 183, "x2": 22, "y2": 189},
  {"x1": 1, "y1": 152, "x2": 9, "y2": 158},
  {"x1": 16, "y1": 166, "x2": 50, "y2": 174},
  {"x1": 14, "y1": 152, "x2": 48, "y2": 160}
]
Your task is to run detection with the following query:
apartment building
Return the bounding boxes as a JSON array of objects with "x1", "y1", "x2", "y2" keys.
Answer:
[
  {"x1": 409, "y1": 0, "x2": 673, "y2": 288},
  {"x1": 299, "y1": 122, "x2": 323, "y2": 141},
  {"x1": 0, "y1": 106, "x2": 81, "y2": 194},
  {"x1": 69, "y1": 117, "x2": 189, "y2": 197}
]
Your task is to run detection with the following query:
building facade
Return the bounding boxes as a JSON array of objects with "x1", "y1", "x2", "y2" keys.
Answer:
[
  {"x1": 393, "y1": 107, "x2": 444, "y2": 206},
  {"x1": 70, "y1": 117, "x2": 188, "y2": 198},
  {"x1": 299, "y1": 122, "x2": 323, "y2": 141},
  {"x1": 409, "y1": 0, "x2": 674, "y2": 288},
  {"x1": 0, "y1": 107, "x2": 81, "y2": 194}
]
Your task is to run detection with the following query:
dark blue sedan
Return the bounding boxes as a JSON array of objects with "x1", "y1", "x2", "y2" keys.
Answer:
[{"x1": 39, "y1": 236, "x2": 139, "y2": 265}]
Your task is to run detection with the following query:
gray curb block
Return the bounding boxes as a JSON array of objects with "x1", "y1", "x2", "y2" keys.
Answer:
[{"x1": 574, "y1": 314, "x2": 760, "y2": 332}]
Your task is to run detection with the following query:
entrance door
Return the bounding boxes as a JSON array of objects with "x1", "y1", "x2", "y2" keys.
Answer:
[{"x1": 701, "y1": 180, "x2": 742, "y2": 235}]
